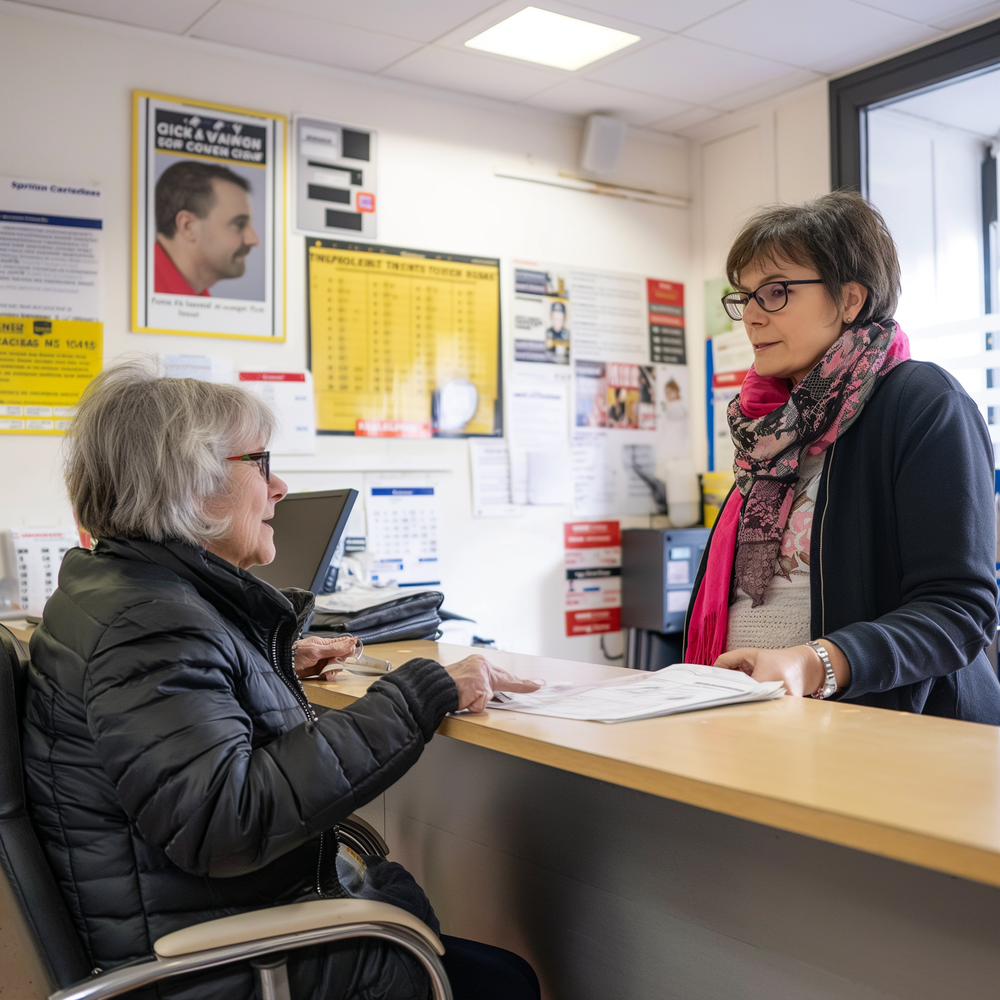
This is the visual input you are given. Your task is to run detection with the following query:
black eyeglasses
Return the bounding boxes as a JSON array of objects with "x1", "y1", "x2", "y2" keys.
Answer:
[
  {"x1": 225, "y1": 450, "x2": 270, "y2": 483},
  {"x1": 721, "y1": 280, "x2": 824, "y2": 321}
]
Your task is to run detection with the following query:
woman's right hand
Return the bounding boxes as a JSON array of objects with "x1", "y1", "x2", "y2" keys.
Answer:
[{"x1": 444, "y1": 654, "x2": 544, "y2": 713}]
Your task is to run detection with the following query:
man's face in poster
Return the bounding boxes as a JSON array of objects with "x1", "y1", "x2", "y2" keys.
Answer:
[{"x1": 156, "y1": 164, "x2": 260, "y2": 295}]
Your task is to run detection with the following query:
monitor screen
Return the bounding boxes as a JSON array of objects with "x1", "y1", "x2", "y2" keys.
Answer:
[{"x1": 250, "y1": 489, "x2": 357, "y2": 593}]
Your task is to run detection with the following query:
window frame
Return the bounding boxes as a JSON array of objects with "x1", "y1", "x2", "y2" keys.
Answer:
[{"x1": 830, "y1": 17, "x2": 1000, "y2": 193}]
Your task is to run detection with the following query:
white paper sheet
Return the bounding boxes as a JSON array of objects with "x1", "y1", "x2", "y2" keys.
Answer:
[
  {"x1": 468, "y1": 439, "x2": 518, "y2": 517},
  {"x1": 238, "y1": 371, "x2": 316, "y2": 454},
  {"x1": 489, "y1": 664, "x2": 784, "y2": 723},
  {"x1": 508, "y1": 383, "x2": 571, "y2": 505},
  {"x1": 7, "y1": 527, "x2": 79, "y2": 615},
  {"x1": 161, "y1": 353, "x2": 234, "y2": 382}
]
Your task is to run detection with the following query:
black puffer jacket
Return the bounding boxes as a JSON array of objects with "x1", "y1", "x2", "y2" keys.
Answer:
[{"x1": 23, "y1": 537, "x2": 458, "y2": 998}]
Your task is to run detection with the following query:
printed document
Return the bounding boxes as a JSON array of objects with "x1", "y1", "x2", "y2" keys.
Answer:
[{"x1": 489, "y1": 663, "x2": 784, "y2": 723}]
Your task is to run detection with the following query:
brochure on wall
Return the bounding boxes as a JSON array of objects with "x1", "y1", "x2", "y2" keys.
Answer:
[
  {"x1": 512, "y1": 263, "x2": 571, "y2": 365},
  {"x1": 160, "y1": 353, "x2": 234, "y2": 381},
  {"x1": 709, "y1": 329, "x2": 754, "y2": 471},
  {"x1": 364, "y1": 476, "x2": 442, "y2": 587},
  {"x1": 564, "y1": 520, "x2": 621, "y2": 636},
  {"x1": 0, "y1": 176, "x2": 104, "y2": 435},
  {"x1": 468, "y1": 439, "x2": 518, "y2": 517},
  {"x1": 4, "y1": 527, "x2": 79, "y2": 614},
  {"x1": 132, "y1": 91, "x2": 286, "y2": 341},
  {"x1": 308, "y1": 241, "x2": 501, "y2": 437},
  {"x1": 237, "y1": 371, "x2": 316, "y2": 455}
]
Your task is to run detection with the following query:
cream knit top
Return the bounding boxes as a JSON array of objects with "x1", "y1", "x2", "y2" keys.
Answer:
[{"x1": 725, "y1": 451, "x2": 826, "y2": 651}]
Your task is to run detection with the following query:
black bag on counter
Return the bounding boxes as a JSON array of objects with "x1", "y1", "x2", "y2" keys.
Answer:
[{"x1": 307, "y1": 590, "x2": 444, "y2": 643}]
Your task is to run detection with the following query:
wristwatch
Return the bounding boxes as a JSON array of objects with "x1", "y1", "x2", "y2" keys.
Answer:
[{"x1": 806, "y1": 640, "x2": 838, "y2": 699}]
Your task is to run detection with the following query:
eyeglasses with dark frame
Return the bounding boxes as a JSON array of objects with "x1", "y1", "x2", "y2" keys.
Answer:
[
  {"x1": 721, "y1": 279, "x2": 824, "y2": 321},
  {"x1": 225, "y1": 451, "x2": 270, "y2": 483}
]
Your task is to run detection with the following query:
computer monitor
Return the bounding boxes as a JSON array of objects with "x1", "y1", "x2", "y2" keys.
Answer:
[{"x1": 250, "y1": 489, "x2": 358, "y2": 594}]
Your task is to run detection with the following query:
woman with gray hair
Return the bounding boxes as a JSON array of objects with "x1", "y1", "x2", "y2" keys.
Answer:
[{"x1": 23, "y1": 361, "x2": 543, "y2": 1000}]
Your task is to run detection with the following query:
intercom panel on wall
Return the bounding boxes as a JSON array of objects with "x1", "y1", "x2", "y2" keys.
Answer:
[{"x1": 294, "y1": 116, "x2": 377, "y2": 239}]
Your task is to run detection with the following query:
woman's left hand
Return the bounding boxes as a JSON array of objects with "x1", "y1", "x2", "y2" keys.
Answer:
[
  {"x1": 293, "y1": 635, "x2": 359, "y2": 679},
  {"x1": 714, "y1": 644, "x2": 826, "y2": 696}
]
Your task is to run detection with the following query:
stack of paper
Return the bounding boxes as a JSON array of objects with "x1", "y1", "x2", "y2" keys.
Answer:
[{"x1": 489, "y1": 663, "x2": 784, "y2": 723}]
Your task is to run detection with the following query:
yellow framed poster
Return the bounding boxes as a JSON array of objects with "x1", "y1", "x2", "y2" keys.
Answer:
[
  {"x1": 132, "y1": 91, "x2": 286, "y2": 341},
  {"x1": 307, "y1": 240, "x2": 501, "y2": 437}
]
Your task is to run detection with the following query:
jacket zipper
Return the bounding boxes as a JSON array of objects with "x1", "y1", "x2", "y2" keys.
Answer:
[
  {"x1": 818, "y1": 439, "x2": 837, "y2": 637},
  {"x1": 315, "y1": 830, "x2": 327, "y2": 897},
  {"x1": 270, "y1": 623, "x2": 318, "y2": 722}
]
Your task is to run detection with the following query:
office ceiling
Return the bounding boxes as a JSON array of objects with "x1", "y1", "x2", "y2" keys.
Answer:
[{"x1": 14, "y1": 0, "x2": 1000, "y2": 134}]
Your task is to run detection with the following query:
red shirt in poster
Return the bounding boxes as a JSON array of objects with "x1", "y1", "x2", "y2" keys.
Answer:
[{"x1": 154, "y1": 242, "x2": 210, "y2": 297}]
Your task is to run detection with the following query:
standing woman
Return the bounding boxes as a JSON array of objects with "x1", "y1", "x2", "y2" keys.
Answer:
[{"x1": 684, "y1": 191, "x2": 1000, "y2": 722}]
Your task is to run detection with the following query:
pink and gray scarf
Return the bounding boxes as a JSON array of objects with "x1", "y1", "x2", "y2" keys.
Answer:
[{"x1": 685, "y1": 319, "x2": 910, "y2": 665}]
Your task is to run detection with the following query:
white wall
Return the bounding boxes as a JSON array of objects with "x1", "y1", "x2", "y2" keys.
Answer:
[{"x1": 0, "y1": 4, "x2": 691, "y2": 662}]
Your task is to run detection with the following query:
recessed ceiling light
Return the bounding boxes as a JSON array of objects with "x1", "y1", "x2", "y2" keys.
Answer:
[{"x1": 464, "y1": 7, "x2": 640, "y2": 72}]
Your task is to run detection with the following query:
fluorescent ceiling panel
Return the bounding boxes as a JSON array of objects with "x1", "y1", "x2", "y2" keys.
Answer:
[{"x1": 464, "y1": 6, "x2": 640, "y2": 71}]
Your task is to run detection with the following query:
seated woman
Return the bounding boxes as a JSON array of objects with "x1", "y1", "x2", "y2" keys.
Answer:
[
  {"x1": 23, "y1": 362, "x2": 543, "y2": 1000},
  {"x1": 685, "y1": 191, "x2": 1000, "y2": 722}
]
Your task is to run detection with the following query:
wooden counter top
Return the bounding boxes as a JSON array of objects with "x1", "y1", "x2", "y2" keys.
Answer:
[{"x1": 305, "y1": 641, "x2": 1000, "y2": 889}]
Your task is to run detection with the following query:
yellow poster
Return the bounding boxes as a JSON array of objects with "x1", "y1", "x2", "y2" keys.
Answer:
[
  {"x1": 0, "y1": 317, "x2": 103, "y2": 434},
  {"x1": 307, "y1": 240, "x2": 501, "y2": 437}
]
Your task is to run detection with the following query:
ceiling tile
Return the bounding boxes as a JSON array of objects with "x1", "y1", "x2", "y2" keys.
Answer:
[
  {"x1": 852, "y1": 0, "x2": 1000, "y2": 30},
  {"x1": 383, "y1": 45, "x2": 566, "y2": 102},
  {"x1": 20, "y1": 0, "x2": 216, "y2": 33},
  {"x1": 190, "y1": 1, "x2": 421, "y2": 73},
  {"x1": 711, "y1": 68, "x2": 820, "y2": 110},
  {"x1": 246, "y1": 0, "x2": 500, "y2": 43},
  {"x1": 647, "y1": 106, "x2": 726, "y2": 133},
  {"x1": 587, "y1": 35, "x2": 798, "y2": 105},
  {"x1": 685, "y1": 0, "x2": 938, "y2": 75},
  {"x1": 566, "y1": 0, "x2": 749, "y2": 33},
  {"x1": 524, "y1": 78, "x2": 691, "y2": 125}
]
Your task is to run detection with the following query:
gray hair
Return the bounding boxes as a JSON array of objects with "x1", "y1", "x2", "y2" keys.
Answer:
[{"x1": 66, "y1": 359, "x2": 276, "y2": 544}]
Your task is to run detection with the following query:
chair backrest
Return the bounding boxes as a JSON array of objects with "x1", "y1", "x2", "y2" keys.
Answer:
[{"x1": 0, "y1": 624, "x2": 91, "y2": 993}]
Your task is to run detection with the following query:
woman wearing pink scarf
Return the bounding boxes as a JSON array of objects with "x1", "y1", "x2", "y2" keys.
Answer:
[{"x1": 684, "y1": 192, "x2": 1000, "y2": 722}]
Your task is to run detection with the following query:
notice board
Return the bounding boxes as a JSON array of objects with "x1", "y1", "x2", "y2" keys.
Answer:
[{"x1": 307, "y1": 240, "x2": 501, "y2": 437}]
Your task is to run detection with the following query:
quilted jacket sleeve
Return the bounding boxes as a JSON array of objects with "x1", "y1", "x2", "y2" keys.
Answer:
[{"x1": 84, "y1": 598, "x2": 457, "y2": 878}]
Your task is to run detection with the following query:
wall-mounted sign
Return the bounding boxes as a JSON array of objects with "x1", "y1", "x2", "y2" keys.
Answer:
[
  {"x1": 132, "y1": 91, "x2": 286, "y2": 341},
  {"x1": 294, "y1": 116, "x2": 377, "y2": 240}
]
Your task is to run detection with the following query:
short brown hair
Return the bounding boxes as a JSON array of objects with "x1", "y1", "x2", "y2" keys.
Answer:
[
  {"x1": 726, "y1": 190, "x2": 901, "y2": 326},
  {"x1": 155, "y1": 160, "x2": 250, "y2": 238}
]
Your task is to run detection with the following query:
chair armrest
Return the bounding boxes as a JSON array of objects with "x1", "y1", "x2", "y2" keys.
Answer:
[
  {"x1": 50, "y1": 900, "x2": 451, "y2": 1000},
  {"x1": 154, "y1": 898, "x2": 443, "y2": 957}
]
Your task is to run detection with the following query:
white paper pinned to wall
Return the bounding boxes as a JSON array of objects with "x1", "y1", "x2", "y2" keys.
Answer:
[
  {"x1": 238, "y1": 371, "x2": 316, "y2": 455},
  {"x1": 5, "y1": 526, "x2": 79, "y2": 615},
  {"x1": 468, "y1": 439, "x2": 518, "y2": 517}
]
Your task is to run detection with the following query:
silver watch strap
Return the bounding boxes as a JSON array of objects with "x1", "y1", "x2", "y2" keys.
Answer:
[{"x1": 806, "y1": 640, "x2": 837, "y2": 699}]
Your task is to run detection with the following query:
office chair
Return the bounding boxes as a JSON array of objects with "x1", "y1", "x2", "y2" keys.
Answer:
[{"x1": 0, "y1": 624, "x2": 451, "y2": 1000}]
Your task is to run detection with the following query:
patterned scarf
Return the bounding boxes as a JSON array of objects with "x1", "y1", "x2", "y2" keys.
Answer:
[{"x1": 728, "y1": 319, "x2": 909, "y2": 607}]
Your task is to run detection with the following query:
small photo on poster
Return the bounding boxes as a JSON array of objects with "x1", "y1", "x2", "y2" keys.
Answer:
[
  {"x1": 133, "y1": 91, "x2": 285, "y2": 341},
  {"x1": 656, "y1": 363, "x2": 691, "y2": 459},
  {"x1": 513, "y1": 266, "x2": 569, "y2": 364},
  {"x1": 605, "y1": 362, "x2": 655, "y2": 430},
  {"x1": 574, "y1": 360, "x2": 607, "y2": 427}
]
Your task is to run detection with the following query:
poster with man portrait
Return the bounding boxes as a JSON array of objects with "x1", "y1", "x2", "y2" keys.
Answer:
[{"x1": 132, "y1": 92, "x2": 286, "y2": 340}]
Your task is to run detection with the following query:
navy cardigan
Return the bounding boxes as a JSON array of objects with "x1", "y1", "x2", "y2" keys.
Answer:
[{"x1": 685, "y1": 360, "x2": 1000, "y2": 724}]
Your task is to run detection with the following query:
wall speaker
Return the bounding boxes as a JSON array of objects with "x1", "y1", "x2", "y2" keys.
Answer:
[{"x1": 580, "y1": 114, "x2": 627, "y2": 175}]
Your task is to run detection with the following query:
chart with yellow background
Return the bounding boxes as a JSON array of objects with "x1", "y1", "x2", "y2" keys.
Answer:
[
  {"x1": 307, "y1": 241, "x2": 501, "y2": 437},
  {"x1": 0, "y1": 317, "x2": 103, "y2": 434}
]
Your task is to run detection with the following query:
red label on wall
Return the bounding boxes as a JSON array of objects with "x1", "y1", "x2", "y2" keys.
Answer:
[
  {"x1": 566, "y1": 608, "x2": 621, "y2": 636},
  {"x1": 647, "y1": 278, "x2": 684, "y2": 307},
  {"x1": 712, "y1": 369, "x2": 749, "y2": 389},
  {"x1": 564, "y1": 520, "x2": 621, "y2": 548},
  {"x1": 239, "y1": 372, "x2": 306, "y2": 382},
  {"x1": 355, "y1": 419, "x2": 431, "y2": 438}
]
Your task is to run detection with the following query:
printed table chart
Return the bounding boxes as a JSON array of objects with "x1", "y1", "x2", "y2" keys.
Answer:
[{"x1": 307, "y1": 241, "x2": 501, "y2": 436}]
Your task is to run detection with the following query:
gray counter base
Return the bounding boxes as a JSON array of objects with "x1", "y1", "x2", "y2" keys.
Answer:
[{"x1": 376, "y1": 735, "x2": 1000, "y2": 1000}]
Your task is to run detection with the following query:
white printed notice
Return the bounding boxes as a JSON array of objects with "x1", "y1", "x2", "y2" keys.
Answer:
[
  {"x1": 508, "y1": 382, "x2": 571, "y2": 505},
  {"x1": 365, "y1": 477, "x2": 441, "y2": 587},
  {"x1": 238, "y1": 371, "x2": 316, "y2": 454},
  {"x1": 468, "y1": 439, "x2": 518, "y2": 517},
  {"x1": 7, "y1": 526, "x2": 80, "y2": 614}
]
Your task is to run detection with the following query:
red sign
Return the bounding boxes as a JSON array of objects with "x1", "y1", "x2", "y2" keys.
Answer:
[
  {"x1": 564, "y1": 520, "x2": 621, "y2": 549},
  {"x1": 566, "y1": 608, "x2": 621, "y2": 636},
  {"x1": 239, "y1": 372, "x2": 306, "y2": 382},
  {"x1": 354, "y1": 419, "x2": 431, "y2": 438},
  {"x1": 712, "y1": 370, "x2": 750, "y2": 389},
  {"x1": 647, "y1": 278, "x2": 684, "y2": 307}
]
